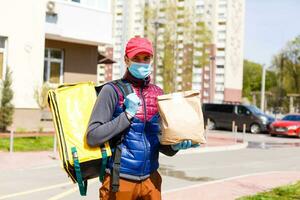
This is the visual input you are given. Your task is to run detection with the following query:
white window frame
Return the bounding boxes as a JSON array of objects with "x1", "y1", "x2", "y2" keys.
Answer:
[
  {"x1": 0, "y1": 36, "x2": 8, "y2": 80},
  {"x1": 65, "y1": 0, "x2": 110, "y2": 12},
  {"x1": 44, "y1": 48, "x2": 64, "y2": 86}
]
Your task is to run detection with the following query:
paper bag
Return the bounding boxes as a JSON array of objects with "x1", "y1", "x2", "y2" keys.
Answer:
[{"x1": 158, "y1": 90, "x2": 206, "y2": 145}]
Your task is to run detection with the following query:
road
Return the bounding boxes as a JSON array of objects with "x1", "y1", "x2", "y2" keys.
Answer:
[{"x1": 1, "y1": 131, "x2": 300, "y2": 200}]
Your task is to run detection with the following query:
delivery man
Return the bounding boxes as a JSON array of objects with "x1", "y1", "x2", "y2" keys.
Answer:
[{"x1": 87, "y1": 36, "x2": 198, "y2": 200}]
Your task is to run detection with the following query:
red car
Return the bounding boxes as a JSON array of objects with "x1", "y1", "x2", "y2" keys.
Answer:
[{"x1": 270, "y1": 114, "x2": 300, "y2": 137}]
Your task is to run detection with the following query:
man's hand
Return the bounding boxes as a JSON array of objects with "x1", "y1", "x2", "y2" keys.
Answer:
[
  {"x1": 124, "y1": 93, "x2": 141, "y2": 118},
  {"x1": 171, "y1": 140, "x2": 200, "y2": 151}
]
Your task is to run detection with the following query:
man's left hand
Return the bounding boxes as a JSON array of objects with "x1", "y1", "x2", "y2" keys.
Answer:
[{"x1": 171, "y1": 140, "x2": 200, "y2": 151}]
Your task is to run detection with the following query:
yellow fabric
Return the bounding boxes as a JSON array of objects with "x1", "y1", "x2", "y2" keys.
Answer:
[{"x1": 48, "y1": 82, "x2": 111, "y2": 166}]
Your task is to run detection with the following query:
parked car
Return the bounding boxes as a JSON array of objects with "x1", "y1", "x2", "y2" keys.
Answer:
[
  {"x1": 269, "y1": 114, "x2": 300, "y2": 137},
  {"x1": 202, "y1": 103, "x2": 275, "y2": 134}
]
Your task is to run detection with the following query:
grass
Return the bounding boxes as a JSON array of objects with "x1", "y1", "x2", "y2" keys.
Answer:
[
  {"x1": 0, "y1": 136, "x2": 54, "y2": 151},
  {"x1": 238, "y1": 181, "x2": 300, "y2": 200}
]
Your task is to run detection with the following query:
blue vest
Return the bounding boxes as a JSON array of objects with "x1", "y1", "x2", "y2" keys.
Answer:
[{"x1": 107, "y1": 83, "x2": 163, "y2": 177}]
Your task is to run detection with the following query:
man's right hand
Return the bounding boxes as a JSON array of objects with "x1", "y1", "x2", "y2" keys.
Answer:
[{"x1": 124, "y1": 93, "x2": 141, "y2": 118}]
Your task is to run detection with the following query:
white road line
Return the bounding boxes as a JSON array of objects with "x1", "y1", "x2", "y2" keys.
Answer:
[
  {"x1": 31, "y1": 163, "x2": 60, "y2": 170},
  {"x1": 162, "y1": 171, "x2": 298, "y2": 194},
  {"x1": 47, "y1": 186, "x2": 79, "y2": 200},
  {"x1": 0, "y1": 182, "x2": 72, "y2": 200},
  {"x1": 48, "y1": 178, "x2": 99, "y2": 200}
]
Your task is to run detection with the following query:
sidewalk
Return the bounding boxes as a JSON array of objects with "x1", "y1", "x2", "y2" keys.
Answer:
[
  {"x1": 163, "y1": 171, "x2": 300, "y2": 200},
  {"x1": 0, "y1": 151, "x2": 58, "y2": 171},
  {"x1": 0, "y1": 132, "x2": 244, "y2": 171},
  {"x1": 1, "y1": 132, "x2": 300, "y2": 199}
]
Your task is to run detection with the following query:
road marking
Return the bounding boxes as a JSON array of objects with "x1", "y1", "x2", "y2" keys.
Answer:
[
  {"x1": 47, "y1": 186, "x2": 79, "y2": 200},
  {"x1": 48, "y1": 178, "x2": 99, "y2": 200},
  {"x1": 0, "y1": 182, "x2": 72, "y2": 200},
  {"x1": 31, "y1": 163, "x2": 60, "y2": 170}
]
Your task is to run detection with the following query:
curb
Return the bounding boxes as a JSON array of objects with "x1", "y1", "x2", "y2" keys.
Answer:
[
  {"x1": 161, "y1": 142, "x2": 248, "y2": 156},
  {"x1": 178, "y1": 142, "x2": 248, "y2": 155}
]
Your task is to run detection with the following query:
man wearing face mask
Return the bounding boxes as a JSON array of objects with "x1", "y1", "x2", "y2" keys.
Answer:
[{"x1": 87, "y1": 36, "x2": 197, "y2": 200}]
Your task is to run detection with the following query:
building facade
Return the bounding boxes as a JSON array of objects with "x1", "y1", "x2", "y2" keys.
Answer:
[
  {"x1": 155, "y1": 0, "x2": 244, "y2": 103},
  {"x1": 111, "y1": 0, "x2": 146, "y2": 79},
  {"x1": 0, "y1": 0, "x2": 112, "y2": 130},
  {"x1": 200, "y1": 0, "x2": 245, "y2": 103}
]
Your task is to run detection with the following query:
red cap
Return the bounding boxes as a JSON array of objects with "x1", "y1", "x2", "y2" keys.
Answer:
[{"x1": 125, "y1": 36, "x2": 153, "y2": 59}]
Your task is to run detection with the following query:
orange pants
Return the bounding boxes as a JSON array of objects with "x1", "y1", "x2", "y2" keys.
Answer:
[{"x1": 99, "y1": 171, "x2": 162, "y2": 200}]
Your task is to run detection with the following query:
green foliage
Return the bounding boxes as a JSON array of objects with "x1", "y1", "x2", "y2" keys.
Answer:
[
  {"x1": 161, "y1": 1, "x2": 177, "y2": 93},
  {"x1": 162, "y1": 31, "x2": 175, "y2": 93},
  {"x1": 144, "y1": 0, "x2": 211, "y2": 92},
  {"x1": 0, "y1": 67, "x2": 14, "y2": 132},
  {"x1": 280, "y1": 35, "x2": 300, "y2": 93},
  {"x1": 243, "y1": 60, "x2": 262, "y2": 99},
  {"x1": 270, "y1": 35, "x2": 300, "y2": 112},
  {"x1": 242, "y1": 60, "x2": 277, "y2": 103},
  {"x1": 238, "y1": 181, "x2": 300, "y2": 200},
  {"x1": 0, "y1": 136, "x2": 53, "y2": 151},
  {"x1": 143, "y1": 2, "x2": 156, "y2": 41},
  {"x1": 273, "y1": 35, "x2": 300, "y2": 93}
]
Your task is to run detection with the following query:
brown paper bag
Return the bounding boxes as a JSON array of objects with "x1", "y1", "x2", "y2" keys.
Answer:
[{"x1": 158, "y1": 90, "x2": 206, "y2": 145}]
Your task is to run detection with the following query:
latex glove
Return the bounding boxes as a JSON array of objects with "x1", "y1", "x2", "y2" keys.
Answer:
[
  {"x1": 124, "y1": 93, "x2": 141, "y2": 117},
  {"x1": 171, "y1": 140, "x2": 200, "y2": 151}
]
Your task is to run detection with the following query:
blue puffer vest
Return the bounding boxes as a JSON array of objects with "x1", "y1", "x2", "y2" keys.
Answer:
[{"x1": 107, "y1": 81, "x2": 163, "y2": 178}]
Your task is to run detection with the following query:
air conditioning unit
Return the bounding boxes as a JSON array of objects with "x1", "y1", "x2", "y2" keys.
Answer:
[{"x1": 46, "y1": 1, "x2": 56, "y2": 13}]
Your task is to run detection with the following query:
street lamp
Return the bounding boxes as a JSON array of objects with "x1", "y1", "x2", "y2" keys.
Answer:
[{"x1": 260, "y1": 64, "x2": 266, "y2": 112}]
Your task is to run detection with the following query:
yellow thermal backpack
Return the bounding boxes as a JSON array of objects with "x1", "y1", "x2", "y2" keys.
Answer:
[{"x1": 48, "y1": 80, "x2": 133, "y2": 196}]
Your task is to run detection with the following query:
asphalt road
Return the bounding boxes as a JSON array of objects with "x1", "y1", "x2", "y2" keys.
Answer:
[{"x1": 1, "y1": 131, "x2": 300, "y2": 200}]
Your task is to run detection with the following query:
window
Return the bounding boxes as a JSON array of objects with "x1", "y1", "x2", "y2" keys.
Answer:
[
  {"x1": 237, "y1": 106, "x2": 250, "y2": 115},
  {"x1": 0, "y1": 36, "x2": 7, "y2": 80},
  {"x1": 70, "y1": 0, "x2": 110, "y2": 11},
  {"x1": 282, "y1": 115, "x2": 300, "y2": 121},
  {"x1": 44, "y1": 48, "x2": 64, "y2": 85},
  {"x1": 204, "y1": 104, "x2": 233, "y2": 113},
  {"x1": 46, "y1": 13, "x2": 58, "y2": 24}
]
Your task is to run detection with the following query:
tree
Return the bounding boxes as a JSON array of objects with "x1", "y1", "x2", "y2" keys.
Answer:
[
  {"x1": 281, "y1": 35, "x2": 300, "y2": 94},
  {"x1": 242, "y1": 60, "x2": 277, "y2": 103},
  {"x1": 0, "y1": 67, "x2": 14, "y2": 132},
  {"x1": 271, "y1": 35, "x2": 300, "y2": 112},
  {"x1": 144, "y1": 0, "x2": 211, "y2": 93}
]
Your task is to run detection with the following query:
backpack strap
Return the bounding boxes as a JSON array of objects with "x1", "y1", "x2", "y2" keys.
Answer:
[
  {"x1": 110, "y1": 79, "x2": 134, "y2": 192},
  {"x1": 112, "y1": 79, "x2": 134, "y2": 97},
  {"x1": 97, "y1": 79, "x2": 133, "y2": 192},
  {"x1": 71, "y1": 147, "x2": 88, "y2": 196}
]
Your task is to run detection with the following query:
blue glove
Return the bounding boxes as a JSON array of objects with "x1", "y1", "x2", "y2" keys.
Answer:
[
  {"x1": 124, "y1": 93, "x2": 141, "y2": 117},
  {"x1": 171, "y1": 140, "x2": 200, "y2": 151}
]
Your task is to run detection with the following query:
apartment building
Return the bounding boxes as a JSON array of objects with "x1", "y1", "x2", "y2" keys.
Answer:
[
  {"x1": 111, "y1": 0, "x2": 146, "y2": 79},
  {"x1": 155, "y1": 0, "x2": 244, "y2": 103},
  {"x1": 199, "y1": 0, "x2": 245, "y2": 103},
  {"x1": 0, "y1": 0, "x2": 112, "y2": 130}
]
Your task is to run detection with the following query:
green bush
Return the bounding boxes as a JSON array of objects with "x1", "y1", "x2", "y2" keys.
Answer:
[{"x1": 0, "y1": 67, "x2": 14, "y2": 132}]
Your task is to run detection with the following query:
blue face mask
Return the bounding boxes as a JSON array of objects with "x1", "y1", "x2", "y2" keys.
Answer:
[{"x1": 128, "y1": 62, "x2": 151, "y2": 79}]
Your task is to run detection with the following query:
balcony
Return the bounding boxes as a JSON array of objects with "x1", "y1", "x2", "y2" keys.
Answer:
[{"x1": 45, "y1": 0, "x2": 112, "y2": 45}]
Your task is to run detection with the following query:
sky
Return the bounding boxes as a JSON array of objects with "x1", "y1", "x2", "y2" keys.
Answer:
[{"x1": 244, "y1": 0, "x2": 300, "y2": 67}]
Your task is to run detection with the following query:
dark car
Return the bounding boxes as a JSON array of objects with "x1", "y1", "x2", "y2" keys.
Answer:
[{"x1": 202, "y1": 103, "x2": 275, "y2": 133}]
